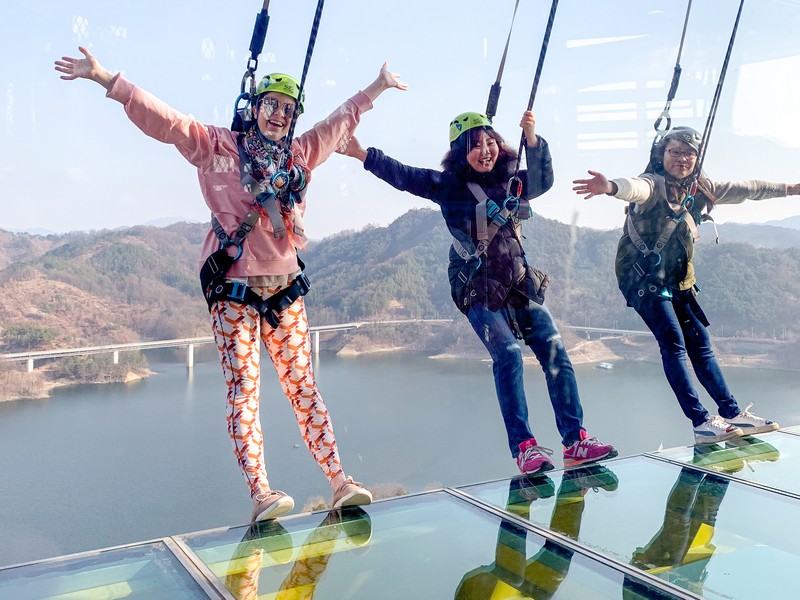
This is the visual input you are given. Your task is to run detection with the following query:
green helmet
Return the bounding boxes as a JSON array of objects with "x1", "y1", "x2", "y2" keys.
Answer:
[
  {"x1": 448, "y1": 111, "x2": 492, "y2": 144},
  {"x1": 254, "y1": 73, "x2": 304, "y2": 114}
]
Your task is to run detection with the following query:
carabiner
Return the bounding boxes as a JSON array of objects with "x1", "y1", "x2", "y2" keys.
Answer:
[
  {"x1": 503, "y1": 195, "x2": 520, "y2": 213},
  {"x1": 653, "y1": 108, "x2": 672, "y2": 138},
  {"x1": 505, "y1": 176, "x2": 523, "y2": 201},
  {"x1": 271, "y1": 170, "x2": 290, "y2": 190}
]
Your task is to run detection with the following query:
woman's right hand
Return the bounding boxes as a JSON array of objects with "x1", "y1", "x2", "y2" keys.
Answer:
[
  {"x1": 337, "y1": 135, "x2": 368, "y2": 163},
  {"x1": 54, "y1": 46, "x2": 115, "y2": 90},
  {"x1": 572, "y1": 170, "x2": 613, "y2": 199}
]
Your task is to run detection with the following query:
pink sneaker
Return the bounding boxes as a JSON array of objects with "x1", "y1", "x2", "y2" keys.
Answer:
[
  {"x1": 563, "y1": 430, "x2": 617, "y2": 468},
  {"x1": 516, "y1": 439, "x2": 555, "y2": 475}
]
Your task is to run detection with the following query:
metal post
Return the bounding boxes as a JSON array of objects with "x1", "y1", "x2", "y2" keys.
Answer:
[{"x1": 187, "y1": 344, "x2": 195, "y2": 369}]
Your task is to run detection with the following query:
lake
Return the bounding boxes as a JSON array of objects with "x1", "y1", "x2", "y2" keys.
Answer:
[{"x1": 2, "y1": 351, "x2": 800, "y2": 567}]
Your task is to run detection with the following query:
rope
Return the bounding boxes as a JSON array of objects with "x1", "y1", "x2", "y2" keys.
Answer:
[
  {"x1": 282, "y1": 0, "x2": 326, "y2": 167},
  {"x1": 485, "y1": 0, "x2": 522, "y2": 123},
  {"x1": 232, "y1": 1, "x2": 272, "y2": 131},
  {"x1": 696, "y1": 0, "x2": 745, "y2": 175},
  {"x1": 652, "y1": 0, "x2": 693, "y2": 141},
  {"x1": 512, "y1": 0, "x2": 559, "y2": 183}
]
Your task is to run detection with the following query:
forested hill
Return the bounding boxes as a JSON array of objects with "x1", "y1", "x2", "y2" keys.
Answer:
[{"x1": 2, "y1": 211, "x2": 800, "y2": 354}]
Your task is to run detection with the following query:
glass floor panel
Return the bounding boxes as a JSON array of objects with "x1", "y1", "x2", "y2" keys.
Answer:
[
  {"x1": 179, "y1": 491, "x2": 682, "y2": 599},
  {"x1": 649, "y1": 431, "x2": 800, "y2": 496},
  {"x1": 459, "y1": 456, "x2": 800, "y2": 599},
  {"x1": 0, "y1": 541, "x2": 210, "y2": 600},
  {"x1": 782, "y1": 425, "x2": 800, "y2": 436}
]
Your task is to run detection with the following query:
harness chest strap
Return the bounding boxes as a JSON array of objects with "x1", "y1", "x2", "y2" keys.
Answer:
[
  {"x1": 625, "y1": 201, "x2": 698, "y2": 259},
  {"x1": 452, "y1": 182, "x2": 522, "y2": 260},
  {"x1": 235, "y1": 133, "x2": 307, "y2": 240}
]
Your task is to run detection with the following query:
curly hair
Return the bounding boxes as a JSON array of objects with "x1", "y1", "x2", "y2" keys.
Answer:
[{"x1": 440, "y1": 127, "x2": 516, "y2": 180}]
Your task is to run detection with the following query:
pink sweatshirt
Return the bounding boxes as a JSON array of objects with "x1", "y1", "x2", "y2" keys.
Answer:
[{"x1": 106, "y1": 74, "x2": 373, "y2": 276}]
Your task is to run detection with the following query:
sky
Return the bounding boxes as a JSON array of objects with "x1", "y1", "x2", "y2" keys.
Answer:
[{"x1": 2, "y1": 0, "x2": 800, "y2": 238}]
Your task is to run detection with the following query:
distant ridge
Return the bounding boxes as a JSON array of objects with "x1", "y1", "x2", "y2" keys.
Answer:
[{"x1": 2, "y1": 209, "x2": 800, "y2": 355}]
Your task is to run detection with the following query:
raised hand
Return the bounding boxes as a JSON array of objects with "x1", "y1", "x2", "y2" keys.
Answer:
[
  {"x1": 363, "y1": 62, "x2": 408, "y2": 102},
  {"x1": 54, "y1": 46, "x2": 114, "y2": 89},
  {"x1": 520, "y1": 110, "x2": 537, "y2": 147}
]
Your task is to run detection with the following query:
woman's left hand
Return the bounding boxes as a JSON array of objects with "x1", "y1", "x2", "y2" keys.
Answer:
[
  {"x1": 520, "y1": 110, "x2": 537, "y2": 147},
  {"x1": 787, "y1": 183, "x2": 800, "y2": 196},
  {"x1": 363, "y1": 62, "x2": 408, "y2": 102}
]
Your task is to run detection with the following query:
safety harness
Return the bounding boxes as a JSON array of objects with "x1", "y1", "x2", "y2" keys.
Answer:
[
  {"x1": 200, "y1": 0, "x2": 327, "y2": 325},
  {"x1": 451, "y1": 182, "x2": 533, "y2": 309},
  {"x1": 623, "y1": 0, "x2": 743, "y2": 301},
  {"x1": 452, "y1": 0, "x2": 558, "y2": 309},
  {"x1": 623, "y1": 178, "x2": 700, "y2": 303}
]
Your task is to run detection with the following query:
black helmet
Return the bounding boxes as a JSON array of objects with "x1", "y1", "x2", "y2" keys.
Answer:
[
  {"x1": 663, "y1": 126, "x2": 702, "y2": 153},
  {"x1": 650, "y1": 126, "x2": 703, "y2": 170}
]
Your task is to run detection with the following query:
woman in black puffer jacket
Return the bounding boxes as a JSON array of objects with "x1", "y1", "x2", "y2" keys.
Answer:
[{"x1": 342, "y1": 111, "x2": 616, "y2": 475}]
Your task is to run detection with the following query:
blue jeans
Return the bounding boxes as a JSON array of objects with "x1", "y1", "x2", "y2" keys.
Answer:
[
  {"x1": 634, "y1": 289, "x2": 740, "y2": 427},
  {"x1": 466, "y1": 300, "x2": 585, "y2": 455}
]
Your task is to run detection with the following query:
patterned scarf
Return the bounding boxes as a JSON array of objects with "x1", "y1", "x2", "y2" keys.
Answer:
[{"x1": 241, "y1": 128, "x2": 310, "y2": 248}]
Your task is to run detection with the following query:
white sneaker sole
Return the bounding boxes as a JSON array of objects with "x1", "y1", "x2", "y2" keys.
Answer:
[
  {"x1": 729, "y1": 422, "x2": 780, "y2": 435},
  {"x1": 333, "y1": 490, "x2": 372, "y2": 509},
  {"x1": 694, "y1": 427, "x2": 744, "y2": 445},
  {"x1": 253, "y1": 496, "x2": 295, "y2": 522}
]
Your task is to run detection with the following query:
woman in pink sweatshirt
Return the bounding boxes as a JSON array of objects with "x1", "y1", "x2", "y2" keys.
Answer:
[{"x1": 56, "y1": 46, "x2": 406, "y2": 523}]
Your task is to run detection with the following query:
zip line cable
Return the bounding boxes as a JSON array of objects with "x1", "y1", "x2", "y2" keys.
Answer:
[
  {"x1": 511, "y1": 0, "x2": 559, "y2": 186},
  {"x1": 486, "y1": 0, "x2": 522, "y2": 123},
  {"x1": 232, "y1": 0, "x2": 272, "y2": 132},
  {"x1": 282, "y1": 0, "x2": 326, "y2": 162}
]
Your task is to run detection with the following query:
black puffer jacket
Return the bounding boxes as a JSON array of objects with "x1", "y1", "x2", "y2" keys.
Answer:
[{"x1": 363, "y1": 138, "x2": 554, "y2": 313}]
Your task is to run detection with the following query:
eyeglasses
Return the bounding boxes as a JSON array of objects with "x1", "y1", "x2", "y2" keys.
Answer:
[
  {"x1": 666, "y1": 148, "x2": 697, "y2": 159},
  {"x1": 260, "y1": 97, "x2": 296, "y2": 118}
]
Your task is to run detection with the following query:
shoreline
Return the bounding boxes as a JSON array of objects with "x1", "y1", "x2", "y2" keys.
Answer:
[{"x1": 2, "y1": 336, "x2": 792, "y2": 402}]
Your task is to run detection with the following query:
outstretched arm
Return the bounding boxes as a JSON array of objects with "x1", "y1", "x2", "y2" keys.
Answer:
[
  {"x1": 788, "y1": 183, "x2": 800, "y2": 196},
  {"x1": 361, "y1": 62, "x2": 408, "y2": 103},
  {"x1": 573, "y1": 170, "x2": 616, "y2": 199},
  {"x1": 54, "y1": 46, "x2": 115, "y2": 90}
]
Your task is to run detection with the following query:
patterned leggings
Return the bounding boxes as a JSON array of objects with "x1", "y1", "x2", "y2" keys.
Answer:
[{"x1": 210, "y1": 287, "x2": 343, "y2": 498}]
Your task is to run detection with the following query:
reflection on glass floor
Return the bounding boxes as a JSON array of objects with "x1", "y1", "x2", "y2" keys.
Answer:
[{"x1": 3, "y1": 432, "x2": 800, "y2": 599}]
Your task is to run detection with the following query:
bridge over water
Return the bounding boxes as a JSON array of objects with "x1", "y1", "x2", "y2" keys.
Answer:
[{"x1": 1, "y1": 319, "x2": 655, "y2": 372}]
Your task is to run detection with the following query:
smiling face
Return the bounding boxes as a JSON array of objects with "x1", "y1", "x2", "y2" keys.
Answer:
[
  {"x1": 465, "y1": 130, "x2": 499, "y2": 173},
  {"x1": 255, "y1": 91, "x2": 297, "y2": 142},
  {"x1": 662, "y1": 139, "x2": 698, "y2": 180}
]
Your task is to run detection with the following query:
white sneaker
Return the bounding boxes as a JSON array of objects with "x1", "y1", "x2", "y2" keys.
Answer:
[
  {"x1": 693, "y1": 415, "x2": 743, "y2": 444},
  {"x1": 726, "y1": 404, "x2": 780, "y2": 435},
  {"x1": 251, "y1": 490, "x2": 295, "y2": 522}
]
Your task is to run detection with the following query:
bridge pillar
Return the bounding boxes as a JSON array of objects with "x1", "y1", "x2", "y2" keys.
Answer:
[
  {"x1": 27, "y1": 358, "x2": 34, "y2": 373},
  {"x1": 187, "y1": 344, "x2": 194, "y2": 369},
  {"x1": 113, "y1": 351, "x2": 119, "y2": 365},
  {"x1": 313, "y1": 331, "x2": 319, "y2": 357}
]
